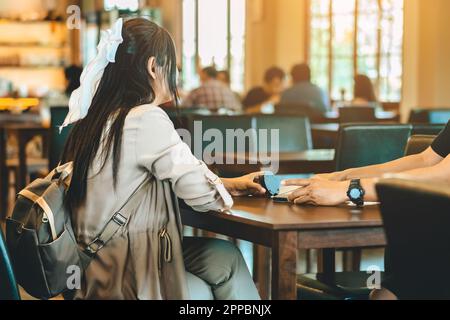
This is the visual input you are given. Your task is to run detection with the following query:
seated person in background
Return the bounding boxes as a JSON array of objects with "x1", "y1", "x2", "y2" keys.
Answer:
[
  {"x1": 352, "y1": 74, "x2": 382, "y2": 109},
  {"x1": 280, "y1": 63, "x2": 331, "y2": 114},
  {"x1": 242, "y1": 66, "x2": 286, "y2": 114},
  {"x1": 182, "y1": 66, "x2": 241, "y2": 112},
  {"x1": 282, "y1": 120, "x2": 450, "y2": 300},
  {"x1": 217, "y1": 70, "x2": 241, "y2": 100}
]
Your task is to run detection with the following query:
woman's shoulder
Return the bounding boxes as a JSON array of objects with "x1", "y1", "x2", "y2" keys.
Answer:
[
  {"x1": 126, "y1": 104, "x2": 172, "y2": 129},
  {"x1": 129, "y1": 104, "x2": 170, "y2": 119}
]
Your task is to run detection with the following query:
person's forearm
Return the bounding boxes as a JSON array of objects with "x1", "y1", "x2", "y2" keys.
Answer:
[
  {"x1": 341, "y1": 153, "x2": 429, "y2": 180},
  {"x1": 386, "y1": 155, "x2": 450, "y2": 184},
  {"x1": 359, "y1": 155, "x2": 450, "y2": 202}
]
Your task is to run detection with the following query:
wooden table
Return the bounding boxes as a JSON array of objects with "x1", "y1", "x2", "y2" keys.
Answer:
[
  {"x1": 209, "y1": 149, "x2": 336, "y2": 176},
  {"x1": 181, "y1": 197, "x2": 386, "y2": 300}
]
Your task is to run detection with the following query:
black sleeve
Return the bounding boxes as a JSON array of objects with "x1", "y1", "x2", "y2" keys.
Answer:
[
  {"x1": 431, "y1": 121, "x2": 450, "y2": 158},
  {"x1": 242, "y1": 87, "x2": 269, "y2": 108}
]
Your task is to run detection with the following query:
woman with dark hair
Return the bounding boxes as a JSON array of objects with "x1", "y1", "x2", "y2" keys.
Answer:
[
  {"x1": 61, "y1": 18, "x2": 262, "y2": 300},
  {"x1": 353, "y1": 74, "x2": 380, "y2": 108}
]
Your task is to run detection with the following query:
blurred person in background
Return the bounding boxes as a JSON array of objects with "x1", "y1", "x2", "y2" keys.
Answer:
[
  {"x1": 280, "y1": 63, "x2": 331, "y2": 114},
  {"x1": 352, "y1": 74, "x2": 382, "y2": 109},
  {"x1": 242, "y1": 66, "x2": 286, "y2": 114},
  {"x1": 217, "y1": 70, "x2": 241, "y2": 101},
  {"x1": 182, "y1": 66, "x2": 241, "y2": 112}
]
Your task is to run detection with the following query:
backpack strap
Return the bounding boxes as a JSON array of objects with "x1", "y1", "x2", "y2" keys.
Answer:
[{"x1": 83, "y1": 177, "x2": 151, "y2": 257}]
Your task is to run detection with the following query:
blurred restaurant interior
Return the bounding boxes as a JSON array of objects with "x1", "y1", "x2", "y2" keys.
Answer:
[{"x1": 0, "y1": 0, "x2": 450, "y2": 301}]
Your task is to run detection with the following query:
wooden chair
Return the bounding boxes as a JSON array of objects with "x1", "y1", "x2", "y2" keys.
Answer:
[
  {"x1": 377, "y1": 179, "x2": 450, "y2": 299},
  {"x1": 6, "y1": 127, "x2": 49, "y2": 192}
]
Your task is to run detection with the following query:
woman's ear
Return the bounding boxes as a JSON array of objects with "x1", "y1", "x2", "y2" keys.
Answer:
[{"x1": 148, "y1": 56, "x2": 157, "y2": 80}]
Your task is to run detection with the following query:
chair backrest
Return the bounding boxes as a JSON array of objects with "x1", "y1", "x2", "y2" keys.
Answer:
[
  {"x1": 274, "y1": 103, "x2": 324, "y2": 123},
  {"x1": 409, "y1": 108, "x2": 450, "y2": 124},
  {"x1": 377, "y1": 179, "x2": 450, "y2": 299},
  {"x1": 339, "y1": 106, "x2": 376, "y2": 123},
  {"x1": 335, "y1": 124, "x2": 412, "y2": 171},
  {"x1": 162, "y1": 107, "x2": 212, "y2": 130},
  {"x1": 0, "y1": 228, "x2": 20, "y2": 300},
  {"x1": 404, "y1": 135, "x2": 436, "y2": 156},
  {"x1": 49, "y1": 107, "x2": 71, "y2": 170},
  {"x1": 411, "y1": 124, "x2": 445, "y2": 136},
  {"x1": 253, "y1": 115, "x2": 313, "y2": 153},
  {"x1": 186, "y1": 115, "x2": 254, "y2": 158}
]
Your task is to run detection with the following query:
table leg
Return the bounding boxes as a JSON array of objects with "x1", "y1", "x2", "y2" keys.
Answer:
[
  {"x1": 271, "y1": 231, "x2": 298, "y2": 300},
  {"x1": 253, "y1": 245, "x2": 270, "y2": 300}
]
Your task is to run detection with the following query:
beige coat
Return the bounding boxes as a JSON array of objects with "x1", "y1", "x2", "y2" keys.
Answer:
[{"x1": 72, "y1": 104, "x2": 233, "y2": 300}]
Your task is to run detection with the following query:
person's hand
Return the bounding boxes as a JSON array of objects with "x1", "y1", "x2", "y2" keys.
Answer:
[
  {"x1": 222, "y1": 172, "x2": 267, "y2": 197},
  {"x1": 282, "y1": 178, "x2": 349, "y2": 206}
]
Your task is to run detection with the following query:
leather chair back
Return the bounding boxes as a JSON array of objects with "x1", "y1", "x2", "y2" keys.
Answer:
[
  {"x1": 377, "y1": 179, "x2": 450, "y2": 299},
  {"x1": 404, "y1": 135, "x2": 436, "y2": 156},
  {"x1": 339, "y1": 107, "x2": 376, "y2": 123},
  {"x1": 186, "y1": 115, "x2": 254, "y2": 156},
  {"x1": 335, "y1": 124, "x2": 412, "y2": 171},
  {"x1": 253, "y1": 115, "x2": 313, "y2": 153},
  {"x1": 411, "y1": 124, "x2": 445, "y2": 136}
]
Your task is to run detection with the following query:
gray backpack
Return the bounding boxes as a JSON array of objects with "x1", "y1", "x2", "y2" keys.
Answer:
[{"x1": 6, "y1": 162, "x2": 148, "y2": 300}]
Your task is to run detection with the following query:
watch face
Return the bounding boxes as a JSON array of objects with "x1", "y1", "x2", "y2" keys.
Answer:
[{"x1": 349, "y1": 188, "x2": 362, "y2": 200}]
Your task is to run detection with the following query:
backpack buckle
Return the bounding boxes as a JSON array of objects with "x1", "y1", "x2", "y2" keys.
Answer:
[
  {"x1": 112, "y1": 212, "x2": 127, "y2": 226},
  {"x1": 85, "y1": 237, "x2": 105, "y2": 256}
]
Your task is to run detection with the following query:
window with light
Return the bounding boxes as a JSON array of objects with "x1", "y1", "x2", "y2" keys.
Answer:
[
  {"x1": 182, "y1": 0, "x2": 246, "y2": 93},
  {"x1": 308, "y1": 0, "x2": 404, "y2": 102}
]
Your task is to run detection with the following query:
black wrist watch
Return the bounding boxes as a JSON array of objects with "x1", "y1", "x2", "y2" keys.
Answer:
[{"x1": 347, "y1": 179, "x2": 365, "y2": 207}]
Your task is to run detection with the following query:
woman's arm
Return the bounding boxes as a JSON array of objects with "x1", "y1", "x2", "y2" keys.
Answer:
[
  {"x1": 318, "y1": 147, "x2": 444, "y2": 181},
  {"x1": 221, "y1": 172, "x2": 266, "y2": 197}
]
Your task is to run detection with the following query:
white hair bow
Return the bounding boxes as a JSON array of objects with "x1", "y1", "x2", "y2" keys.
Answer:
[{"x1": 60, "y1": 18, "x2": 124, "y2": 132}]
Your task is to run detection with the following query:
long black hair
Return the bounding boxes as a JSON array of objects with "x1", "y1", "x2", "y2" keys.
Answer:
[{"x1": 62, "y1": 18, "x2": 179, "y2": 212}]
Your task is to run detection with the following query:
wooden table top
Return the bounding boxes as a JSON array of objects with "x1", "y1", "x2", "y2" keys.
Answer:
[{"x1": 184, "y1": 197, "x2": 383, "y2": 231}]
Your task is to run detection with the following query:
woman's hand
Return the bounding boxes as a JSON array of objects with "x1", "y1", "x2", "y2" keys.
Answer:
[
  {"x1": 222, "y1": 172, "x2": 267, "y2": 197},
  {"x1": 282, "y1": 178, "x2": 349, "y2": 206}
]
